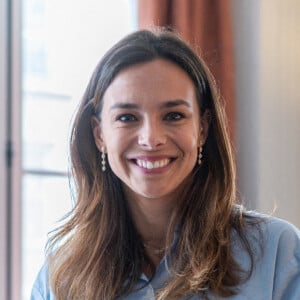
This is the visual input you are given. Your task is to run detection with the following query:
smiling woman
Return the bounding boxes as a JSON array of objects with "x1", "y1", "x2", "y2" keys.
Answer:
[
  {"x1": 30, "y1": 28, "x2": 300, "y2": 300},
  {"x1": 92, "y1": 59, "x2": 206, "y2": 203}
]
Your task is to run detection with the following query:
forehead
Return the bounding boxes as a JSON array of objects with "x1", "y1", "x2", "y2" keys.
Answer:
[{"x1": 102, "y1": 59, "x2": 198, "y2": 108}]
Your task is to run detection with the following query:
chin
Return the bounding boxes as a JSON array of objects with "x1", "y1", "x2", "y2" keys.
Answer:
[{"x1": 138, "y1": 189, "x2": 177, "y2": 202}]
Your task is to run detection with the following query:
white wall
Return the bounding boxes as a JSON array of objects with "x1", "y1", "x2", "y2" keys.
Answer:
[
  {"x1": 232, "y1": 0, "x2": 300, "y2": 227},
  {"x1": 258, "y1": 0, "x2": 300, "y2": 227}
]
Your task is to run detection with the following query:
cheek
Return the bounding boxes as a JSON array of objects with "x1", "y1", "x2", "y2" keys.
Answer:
[
  {"x1": 175, "y1": 134, "x2": 198, "y2": 165},
  {"x1": 181, "y1": 129, "x2": 200, "y2": 162},
  {"x1": 180, "y1": 128, "x2": 199, "y2": 151},
  {"x1": 105, "y1": 137, "x2": 127, "y2": 168}
]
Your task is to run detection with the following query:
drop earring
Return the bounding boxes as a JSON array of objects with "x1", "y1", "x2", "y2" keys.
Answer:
[
  {"x1": 198, "y1": 145, "x2": 203, "y2": 165},
  {"x1": 101, "y1": 146, "x2": 106, "y2": 172},
  {"x1": 198, "y1": 128, "x2": 204, "y2": 165}
]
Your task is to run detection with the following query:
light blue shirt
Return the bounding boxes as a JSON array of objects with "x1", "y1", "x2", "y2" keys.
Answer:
[{"x1": 31, "y1": 213, "x2": 300, "y2": 299}]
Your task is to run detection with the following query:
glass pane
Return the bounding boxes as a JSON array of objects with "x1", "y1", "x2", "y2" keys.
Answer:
[
  {"x1": 22, "y1": 174, "x2": 71, "y2": 300},
  {"x1": 22, "y1": 91, "x2": 73, "y2": 173},
  {"x1": 22, "y1": 0, "x2": 136, "y2": 173}
]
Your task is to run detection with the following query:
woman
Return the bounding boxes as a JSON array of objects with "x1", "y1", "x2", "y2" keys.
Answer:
[{"x1": 31, "y1": 28, "x2": 300, "y2": 299}]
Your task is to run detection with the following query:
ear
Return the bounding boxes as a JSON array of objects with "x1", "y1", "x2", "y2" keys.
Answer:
[
  {"x1": 199, "y1": 109, "x2": 211, "y2": 145},
  {"x1": 91, "y1": 116, "x2": 105, "y2": 151}
]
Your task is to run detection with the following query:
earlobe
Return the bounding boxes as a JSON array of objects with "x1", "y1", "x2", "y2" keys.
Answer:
[{"x1": 91, "y1": 116, "x2": 104, "y2": 150}]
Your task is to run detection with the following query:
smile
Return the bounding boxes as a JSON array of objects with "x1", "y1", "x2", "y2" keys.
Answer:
[{"x1": 135, "y1": 158, "x2": 171, "y2": 170}]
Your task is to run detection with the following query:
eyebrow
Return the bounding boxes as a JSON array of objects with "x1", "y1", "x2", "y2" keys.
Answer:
[
  {"x1": 161, "y1": 99, "x2": 192, "y2": 108},
  {"x1": 110, "y1": 103, "x2": 139, "y2": 110},
  {"x1": 110, "y1": 99, "x2": 191, "y2": 111}
]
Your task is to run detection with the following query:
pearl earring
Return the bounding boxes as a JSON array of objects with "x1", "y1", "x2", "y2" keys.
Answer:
[
  {"x1": 198, "y1": 145, "x2": 203, "y2": 165},
  {"x1": 101, "y1": 146, "x2": 106, "y2": 172},
  {"x1": 198, "y1": 128, "x2": 204, "y2": 165}
]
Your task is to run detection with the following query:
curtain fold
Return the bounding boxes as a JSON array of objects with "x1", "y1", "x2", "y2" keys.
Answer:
[{"x1": 138, "y1": 0, "x2": 235, "y2": 139}]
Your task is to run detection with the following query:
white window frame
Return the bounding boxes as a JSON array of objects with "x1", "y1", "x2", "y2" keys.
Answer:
[
  {"x1": 0, "y1": 0, "x2": 22, "y2": 299},
  {"x1": 0, "y1": 0, "x2": 9, "y2": 298}
]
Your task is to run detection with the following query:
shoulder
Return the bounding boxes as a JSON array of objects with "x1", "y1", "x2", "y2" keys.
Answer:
[
  {"x1": 30, "y1": 261, "x2": 55, "y2": 300},
  {"x1": 244, "y1": 211, "x2": 300, "y2": 247},
  {"x1": 237, "y1": 211, "x2": 300, "y2": 299},
  {"x1": 257, "y1": 213, "x2": 300, "y2": 276},
  {"x1": 241, "y1": 211, "x2": 300, "y2": 262}
]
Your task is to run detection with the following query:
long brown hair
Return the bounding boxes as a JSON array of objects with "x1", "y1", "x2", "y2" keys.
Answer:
[{"x1": 47, "y1": 28, "x2": 261, "y2": 299}]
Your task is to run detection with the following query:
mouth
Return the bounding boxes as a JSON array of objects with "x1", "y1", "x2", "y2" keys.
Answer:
[{"x1": 134, "y1": 158, "x2": 172, "y2": 170}]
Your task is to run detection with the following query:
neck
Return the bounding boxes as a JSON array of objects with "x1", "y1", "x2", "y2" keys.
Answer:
[
  {"x1": 124, "y1": 188, "x2": 177, "y2": 245},
  {"x1": 131, "y1": 198, "x2": 174, "y2": 243},
  {"x1": 124, "y1": 189, "x2": 180, "y2": 270}
]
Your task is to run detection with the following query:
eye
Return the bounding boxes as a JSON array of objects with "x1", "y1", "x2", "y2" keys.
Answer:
[
  {"x1": 164, "y1": 112, "x2": 185, "y2": 121},
  {"x1": 116, "y1": 114, "x2": 137, "y2": 122}
]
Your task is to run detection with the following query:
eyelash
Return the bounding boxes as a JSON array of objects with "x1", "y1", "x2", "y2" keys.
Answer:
[
  {"x1": 116, "y1": 114, "x2": 137, "y2": 122},
  {"x1": 116, "y1": 112, "x2": 185, "y2": 123},
  {"x1": 164, "y1": 112, "x2": 185, "y2": 121}
]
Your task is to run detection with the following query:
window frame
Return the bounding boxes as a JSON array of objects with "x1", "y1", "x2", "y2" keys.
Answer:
[
  {"x1": 0, "y1": 0, "x2": 22, "y2": 299},
  {"x1": 0, "y1": 0, "x2": 9, "y2": 298}
]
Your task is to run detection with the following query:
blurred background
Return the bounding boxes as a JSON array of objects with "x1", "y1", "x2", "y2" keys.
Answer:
[{"x1": 0, "y1": 0, "x2": 299, "y2": 299}]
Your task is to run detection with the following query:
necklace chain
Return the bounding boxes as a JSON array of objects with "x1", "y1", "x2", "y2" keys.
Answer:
[{"x1": 143, "y1": 243, "x2": 169, "y2": 255}]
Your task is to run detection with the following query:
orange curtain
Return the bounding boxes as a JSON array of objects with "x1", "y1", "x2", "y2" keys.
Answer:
[{"x1": 138, "y1": 0, "x2": 235, "y2": 139}]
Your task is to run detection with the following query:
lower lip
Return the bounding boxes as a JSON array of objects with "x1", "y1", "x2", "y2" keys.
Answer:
[{"x1": 131, "y1": 160, "x2": 173, "y2": 174}]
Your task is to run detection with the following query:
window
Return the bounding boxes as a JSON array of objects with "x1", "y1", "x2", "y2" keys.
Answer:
[{"x1": 20, "y1": 0, "x2": 136, "y2": 299}]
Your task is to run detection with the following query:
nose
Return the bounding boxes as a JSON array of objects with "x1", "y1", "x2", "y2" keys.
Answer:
[{"x1": 138, "y1": 118, "x2": 167, "y2": 149}]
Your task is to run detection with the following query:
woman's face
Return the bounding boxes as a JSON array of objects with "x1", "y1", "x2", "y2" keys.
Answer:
[{"x1": 93, "y1": 59, "x2": 209, "y2": 204}]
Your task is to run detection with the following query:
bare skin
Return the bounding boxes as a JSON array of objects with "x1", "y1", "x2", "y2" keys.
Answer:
[{"x1": 124, "y1": 183, "x2": 176, "y2": 268}]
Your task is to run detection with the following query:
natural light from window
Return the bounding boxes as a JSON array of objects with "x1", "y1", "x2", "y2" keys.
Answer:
[{"x1": 22, "y1": 0, "x2": 136, "y2": 298}]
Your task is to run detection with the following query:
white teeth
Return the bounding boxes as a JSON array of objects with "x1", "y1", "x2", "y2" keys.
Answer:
[
  {"x1": 136, "y1": 159, "x2": 170, "y2": 170},
  {"x1": 146, "y1": 161, "x2": 153, "y2": 169}
]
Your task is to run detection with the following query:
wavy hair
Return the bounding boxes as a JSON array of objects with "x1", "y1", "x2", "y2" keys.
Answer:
[{"x1": 48, "y1": 28, "x2": 261, "y2": 299}]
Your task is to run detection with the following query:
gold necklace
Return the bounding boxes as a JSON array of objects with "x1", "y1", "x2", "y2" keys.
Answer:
[{"x1": 143, "y1": 243, "x2": 169, "y2": 255}]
